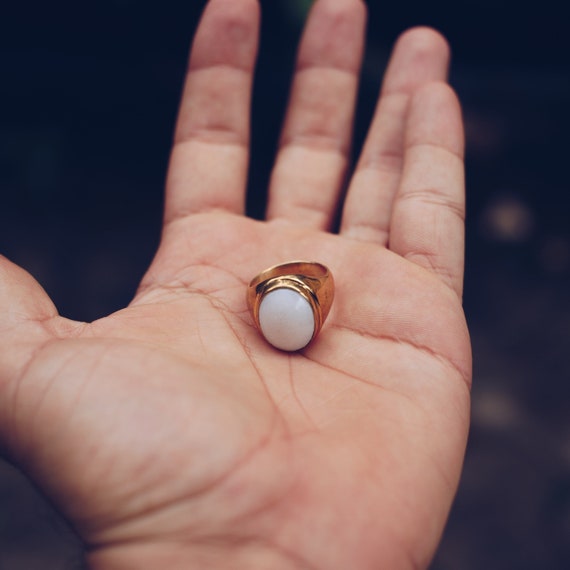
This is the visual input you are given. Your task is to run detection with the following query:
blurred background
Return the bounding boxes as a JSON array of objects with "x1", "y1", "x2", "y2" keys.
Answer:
[{"x1": 0, "y1": 0, "x2": 568, "y2": 568}]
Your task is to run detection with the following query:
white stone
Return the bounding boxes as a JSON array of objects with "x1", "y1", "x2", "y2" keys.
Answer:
[{"x1": 258, "y1": 288, "x2": 315, "y2": 351}]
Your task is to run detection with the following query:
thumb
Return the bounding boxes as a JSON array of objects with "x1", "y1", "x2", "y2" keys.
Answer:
[
  {"x1": 0, "y1": 254, "x2": 63, "y2": 458},
  {"x1": 0, "y1": 254, "x2": 58, "y2": 316},
  {"x1": 0, "y1": 254, "x2": 59, "y2": 405}
]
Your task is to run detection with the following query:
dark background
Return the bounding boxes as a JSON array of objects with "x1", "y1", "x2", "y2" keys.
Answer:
[{"x1": 1, "y1": 0, "x2": 569, "y2": 568}]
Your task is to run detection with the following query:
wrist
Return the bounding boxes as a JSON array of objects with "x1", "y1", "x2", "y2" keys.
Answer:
[{"x1": 87, "y1": 540, "x2": 303, "y2": 570}]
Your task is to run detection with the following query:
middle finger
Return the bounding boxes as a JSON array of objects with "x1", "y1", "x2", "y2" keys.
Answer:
[{"x1": 265, "y1": 0, "x2": 367, "y2": 231}]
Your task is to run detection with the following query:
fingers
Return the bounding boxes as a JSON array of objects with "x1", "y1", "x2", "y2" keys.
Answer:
[
  {"x1": 266, "y1": 0, "x2": 367, "y2": 230},
  {"x1": 389, "y1": 81, "x2": 466, "y2": 297},
  {"x1": 163, "y1": 0, "x2": 260, "y2": 224},
  {"x1": 340, "y1": 27, "x2": 450, "y2": 244}
]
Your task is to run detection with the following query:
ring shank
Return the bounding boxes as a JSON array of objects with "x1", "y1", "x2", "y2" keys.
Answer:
[{"x1": 248, "y1": 261, "x2": 330, "y2": 290}]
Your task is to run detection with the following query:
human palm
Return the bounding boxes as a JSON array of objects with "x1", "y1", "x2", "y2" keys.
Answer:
[{"x1": 0, "y1": 1, "x2": 471, "y2": 569}]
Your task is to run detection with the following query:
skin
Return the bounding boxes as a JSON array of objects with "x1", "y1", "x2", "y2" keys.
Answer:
[{"x1": 0, "y1": 0, "x2": 471, "y2": 568}]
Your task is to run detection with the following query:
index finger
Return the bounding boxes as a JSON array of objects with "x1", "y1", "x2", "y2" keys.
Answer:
[{"x1": 163, "y1": 0, "x2": 260, "y2": 225}]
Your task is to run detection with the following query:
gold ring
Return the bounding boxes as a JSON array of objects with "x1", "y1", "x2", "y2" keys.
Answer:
[{"x1": 247, "y1": 261, "x2": 334, "y2": 351}]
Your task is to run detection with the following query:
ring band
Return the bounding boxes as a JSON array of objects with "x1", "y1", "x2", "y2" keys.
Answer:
[{"x1": 247, "y1": 261, "x2": 334, "y2": 351}]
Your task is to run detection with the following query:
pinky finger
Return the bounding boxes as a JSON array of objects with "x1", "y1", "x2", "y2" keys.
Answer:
[{"x1": 389, "y1": 81, "x2": 466, "y2": 297}]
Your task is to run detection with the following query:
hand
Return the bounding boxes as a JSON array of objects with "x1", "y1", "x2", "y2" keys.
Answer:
[{"x1": 0, "y1": 1, "x2": 471, "y2": 568}]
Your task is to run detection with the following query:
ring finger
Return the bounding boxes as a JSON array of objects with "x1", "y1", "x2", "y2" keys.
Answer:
[{"x1": 340, "y1": 27, "x2": 450, "y2": 244}]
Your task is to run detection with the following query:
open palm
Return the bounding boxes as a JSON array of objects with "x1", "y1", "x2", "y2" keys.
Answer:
[{"x1": 0, "y1": 1, "x2": 471, "y2": 568}]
